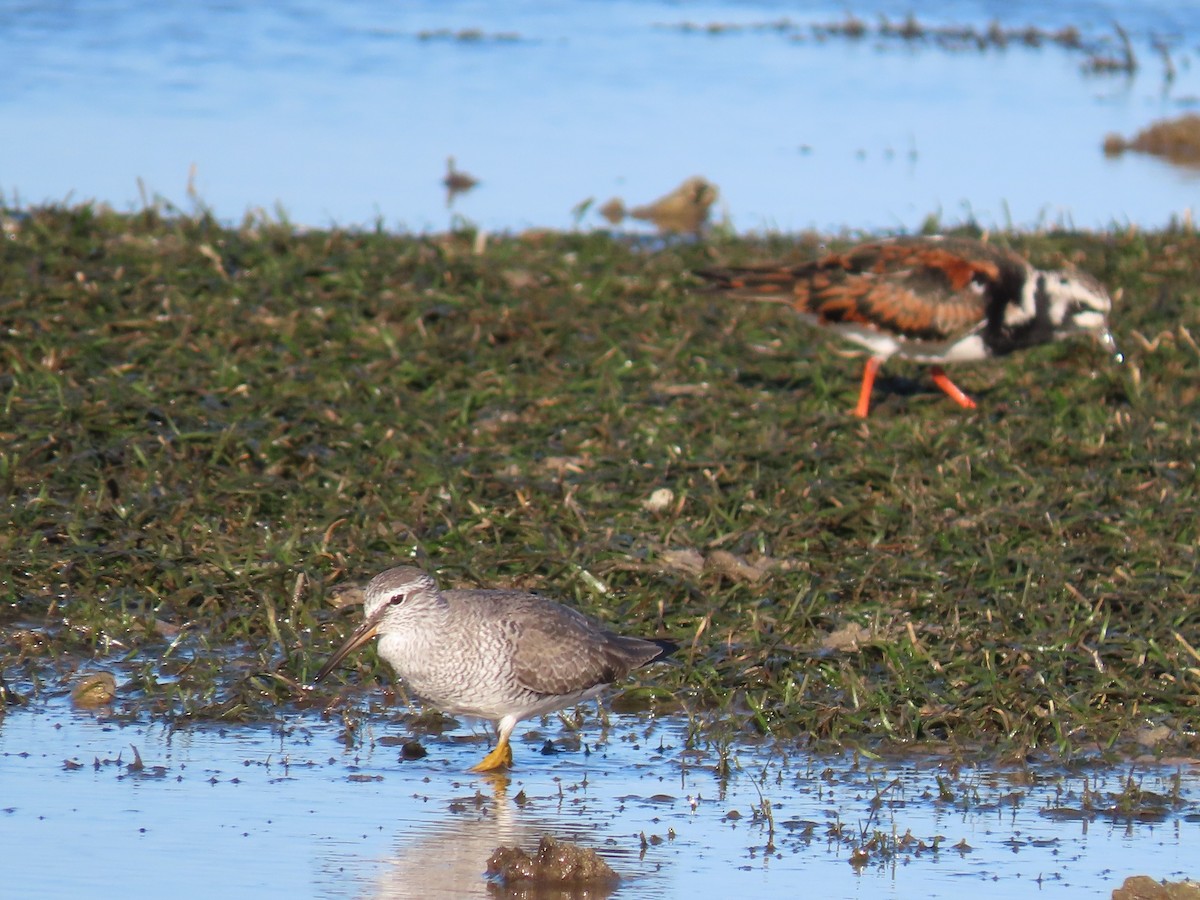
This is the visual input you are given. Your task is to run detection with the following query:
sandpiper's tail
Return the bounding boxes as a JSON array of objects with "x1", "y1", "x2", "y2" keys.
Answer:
[
  {"x1": 607, "y1": 634, "x2": 678, "y2": 672},
  {"x1": 646, "y1": 637, "x2": 678, "y2": 663}
]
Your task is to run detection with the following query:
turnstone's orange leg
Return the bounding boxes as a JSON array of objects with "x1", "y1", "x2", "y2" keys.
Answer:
[
  {"x1": 854, "y1": 357, "x2": 883, "y2": 418},
  {"x1": 929, "y1": 366, "x2": 977, "y2": 410}
]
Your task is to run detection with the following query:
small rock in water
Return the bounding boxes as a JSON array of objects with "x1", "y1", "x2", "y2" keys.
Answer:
[
  {"x1": 1112, "y1": 875, "x2": 1200, "y2": 900},
  {"x1": 486, "y1": 835, "x2": 618, "y2": 890},
  {"x1": 71, "y1": 672, "x2": 117, "y2": 708},
  {"x1": 400, "y1": 740, "x2": 427, "y2": 761}
]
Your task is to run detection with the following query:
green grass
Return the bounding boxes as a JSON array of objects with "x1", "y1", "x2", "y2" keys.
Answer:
[{"x1": 2, "y1": 203, "x2": 1198, "y2": 760}]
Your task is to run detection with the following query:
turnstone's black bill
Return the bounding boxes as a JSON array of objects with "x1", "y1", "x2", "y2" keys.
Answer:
[{"x1": 697, "y1": 236, "x2": 1120, "y2": 417}]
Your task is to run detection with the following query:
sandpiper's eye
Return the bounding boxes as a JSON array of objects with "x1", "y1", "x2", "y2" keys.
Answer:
[{"x1": 388, "y1": 592, "x2": 406, "y2": 607}]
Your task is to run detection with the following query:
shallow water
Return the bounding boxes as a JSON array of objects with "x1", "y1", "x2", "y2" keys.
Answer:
[
  {"x1": 2, "y1": 701, "x2": 1196, "y2": 898},
  {"x1": 2, "y1": 0, "x2": 1199, "y2": 233}
]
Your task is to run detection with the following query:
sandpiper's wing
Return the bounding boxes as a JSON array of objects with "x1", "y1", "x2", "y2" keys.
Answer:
[
  {"x1": 697, "y1": 237, "x2": 1023, "y2": 343},
  {"x1": 452, "y1": 590, "x2": 671, "y2": 698}
]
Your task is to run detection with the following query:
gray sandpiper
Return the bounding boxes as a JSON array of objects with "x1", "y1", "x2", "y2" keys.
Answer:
[{"x1": 313, "y1": 565, "x2": 676, "y2": 773}]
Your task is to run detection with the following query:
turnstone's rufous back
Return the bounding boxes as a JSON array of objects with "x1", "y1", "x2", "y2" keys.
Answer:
[{"x1": 697, "y1": 236, "x2": 1121, "y2": 417}]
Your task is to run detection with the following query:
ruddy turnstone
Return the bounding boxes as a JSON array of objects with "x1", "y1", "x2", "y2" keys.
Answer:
[
  {"x1": 697, "y1": 236, "x2": 1121, "y2": 417},
  {"x1": 314, "y1": 566, "x2": 675, "y2": 773}
]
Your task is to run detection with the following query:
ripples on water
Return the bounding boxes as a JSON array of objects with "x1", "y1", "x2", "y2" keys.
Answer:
[
  {"x1": 2, "y1": 1, "x2": 1200, "y2": 232},
  {"x1": 1, "y1": 703, "x2": 1197, "y2": 899}
]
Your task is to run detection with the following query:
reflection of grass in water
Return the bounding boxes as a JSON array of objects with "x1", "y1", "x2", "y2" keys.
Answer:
[
  {"x1": 2, "y1": 203, "x2": 1198, "y2": 766},
  {"x1": 682, "y1": 739, "x2": 1198, "y2": 871}
]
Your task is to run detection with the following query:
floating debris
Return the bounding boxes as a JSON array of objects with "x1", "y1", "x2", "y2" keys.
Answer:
[
  {"x1": 1083, "y1": 23, "x2": 1137, "y2": 75},
  {"x1": 399, "y1": 740, "x2": 428, "y2": 760},
  {"x1": 812, "y1": 14, "x2": 867, "y2": 40},
  {"x1": 442, "y1": 156, "x2": 479, "y2": 206},
  {"x1": 1152, "y1": 38, "x2": 1177, "y2": 85},
  {"x1": 626, "y1": 175, "x2": 719, "y2": 234},
  {"x1": 1104, "y1": 114, "x2": 1200, "y2": 169},
  {"x1": 70, "y1": 672, "x2": 117, "y2": 708},
  {"x1": 416, "y1": 28, "x2": 521, "y2": 44},
  {"x1": 664, "y1": 14, "x2": 1117, "y2": 60},
  {"x1": 1112, "y1": 875, "x2": 1200, "y2": 900},
  {"x1": 0, "y1": 673, "x2": 23, "y2": 709},
  {"x1": 669, "y1": 18, "x2": 797, "y2": 36},
  {"x1": 878, "y1": 14, "x2": 925, "y2": 41},
  {"x1": 598, "y1": 196, "x2": 626, "y2": 225},
  {"x1": 486, "y1": 835, "x2": 619, "y2": 891},
  {"x1": 124, "y1": 744, "x2": 168, "y2": 777}
]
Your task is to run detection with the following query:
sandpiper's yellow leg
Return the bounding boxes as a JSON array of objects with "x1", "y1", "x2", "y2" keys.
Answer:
[
  {"x1": 470, "y1": 735, "x2": 513, "y2": 772},
  {"x1": 470, "y1": 717, "x2": 517, "y2": 772}
]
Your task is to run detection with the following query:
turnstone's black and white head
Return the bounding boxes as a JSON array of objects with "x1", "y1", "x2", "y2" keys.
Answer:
[{"x1": 696, "y1": 236, "x2": 1120, "y2": 417}]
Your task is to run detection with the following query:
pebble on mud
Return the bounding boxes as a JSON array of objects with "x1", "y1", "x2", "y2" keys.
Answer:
[
  {"x1": 642, "y1": 487, "x2": 675, "y2": 513},
  {"x1": 486, "y1": 835, "x2": 619, "y2": 889}
]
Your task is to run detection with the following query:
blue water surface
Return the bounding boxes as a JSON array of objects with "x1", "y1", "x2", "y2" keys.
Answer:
[
  {"x1": 1, "y1": 2, "x2": 1198, "y2": 228},
  {"x1": 2, "y1": 701, "x2": 1197, "y2": 899}
]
